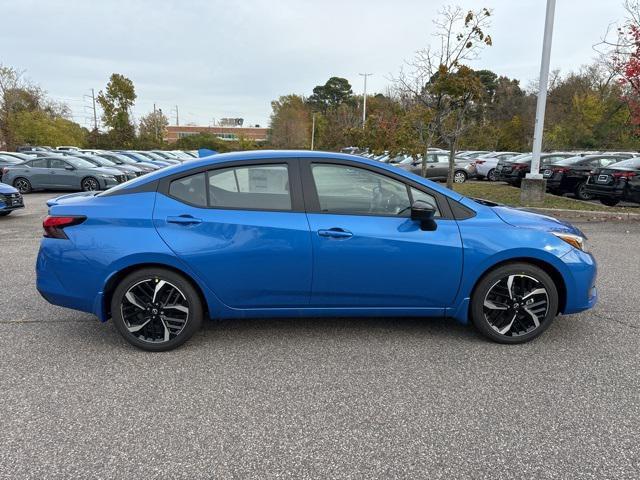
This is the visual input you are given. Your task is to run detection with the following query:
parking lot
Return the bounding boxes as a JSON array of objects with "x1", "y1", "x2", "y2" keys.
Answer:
[{"x1": 0, "y1": 193, "x2": 639, "y2": 479}]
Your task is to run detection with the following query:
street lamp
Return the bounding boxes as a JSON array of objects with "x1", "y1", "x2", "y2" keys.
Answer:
[
  {"x1": 359, "y1": 73, "x2": 372, "y2": 128},
  {"x1": 521, "y1": 0, "x2": 556, "y2": 205}
]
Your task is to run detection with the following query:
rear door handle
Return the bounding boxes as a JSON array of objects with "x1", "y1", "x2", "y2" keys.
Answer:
[
  {"x1": 167, "y1": 215, "x2": 202, "y2": 225},
  {"x1": 317, "y1": 228, "x2": 353, "y2": 239}
]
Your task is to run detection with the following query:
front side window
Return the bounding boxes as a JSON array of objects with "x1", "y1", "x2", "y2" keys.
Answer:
[
  {"x1": 311, "y1": 164, "x2": 411, "y2": 216},
  {"x1": 169, "y1": 172, "x2": 207, "y2": 207},
  {"x1": 208, "y1": 164, "x2": 291, "y2": 210},
  {"x1": 49, "y1": 159, "x2": 68, "y2": 169}
]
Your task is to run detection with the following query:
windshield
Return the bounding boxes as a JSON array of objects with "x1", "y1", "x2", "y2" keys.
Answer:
[
  {"x1": 609, "y1": 157, "x2": 640, "y2": 169},
  {"x1": 66, "y1": 157, "x2": 98, "y2": 169}
]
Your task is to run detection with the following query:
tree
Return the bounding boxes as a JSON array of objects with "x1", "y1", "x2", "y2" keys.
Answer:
[
  {"x1": 96, "y1": 73, "x2": 136, "y2": 147},
  {"x1": 307, "y1": 77, "x2": 354, "y2": 112},
  {"x1": 0, "y1": 65, "x2": 44, "y2": 150},
  {"x1": 10, "y1": 110, "x2": 87, "y2": 147},
  {"x1": 173, "y1": 132, "x2": 232, "y2": 152},
  {"x1": 393, "y1": 6, "x2": 492, "y2": 179},
  {"x1": 269, "y1": 95, "x2": 311, "y2": 148},
  {"x1": 138, "y1": 109, "x2": 169, "y2": 147}
]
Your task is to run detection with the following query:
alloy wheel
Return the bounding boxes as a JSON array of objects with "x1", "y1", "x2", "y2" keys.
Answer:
[
  {"x1": 487, "y1": 169, "x2": 497, "y2": 181},
  {"x1": 483, "y1": 274, "x2": 549, "y2": 337},
  {"x1": 454, "y1": 171, "x2": 467, "y2": 183},
  {"x1": 82, "y1": 177, "x2": 99, "y2": 191},
  {"x1": 120, "y1": 278, "x2": 190, "y2": 344},
  {"x1": 14, "y1": 178, "x2": 31, "y2": 193},
  {"x1": 576, "y1": 182, "x2": 593, "y2": 201}
]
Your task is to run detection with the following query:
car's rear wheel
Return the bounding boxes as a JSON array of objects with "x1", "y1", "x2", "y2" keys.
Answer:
[
  {"x1": 470, "y1": 263, "x2": 559, "y2": 344},
  {"x1": 599, "y1": 197, "x2": 620, "y2": 207},
  {"x1": 487, "y1": 169, "x2": 497, "y2": 181},
  {"x1": 81, "y1": 177, "x2": 100, "y2": 191},
  {"x1": 13, "y1": 178, "x2": 32, "y2": 194},
  {"x1": 453, "y1": 170, "x2": 467, "y2": 183},
  {"x1": 111, "y1": 268, "x2": 203, "y2": 351},
  {"x1": 574, "y1": 181, "x2": 593, "y2": 201}
]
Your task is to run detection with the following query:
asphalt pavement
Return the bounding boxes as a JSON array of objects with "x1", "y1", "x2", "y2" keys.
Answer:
[{"x1": 0, "y1": 193, "x2": 638, "y2": 479}]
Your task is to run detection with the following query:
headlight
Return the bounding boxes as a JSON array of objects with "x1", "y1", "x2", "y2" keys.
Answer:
[
  {"x1": 552, "y1": 232, "x2": 588, "y2": 252},
  {"x1": 99, "y1": 174, "x2": 115, "y2": 179}
]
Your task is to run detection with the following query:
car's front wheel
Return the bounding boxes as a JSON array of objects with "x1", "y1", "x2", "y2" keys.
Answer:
[
  {"x1": 470, "y1": 263, "x2": 559, "y2": 344},
  {"x1": 81, "y1": 177, "x2": 100, "y2": 191},
  {"x1": 111, "y1": 268, "x2": 203, "y2": 351}
]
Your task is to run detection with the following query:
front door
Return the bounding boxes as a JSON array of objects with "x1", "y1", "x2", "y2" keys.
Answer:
[
  {"x1": 302, "y1": 161, "x2": 463, "y2": 308},
  {"x1": 153, "y1": 161, "x2": 312, "y2": 308}
]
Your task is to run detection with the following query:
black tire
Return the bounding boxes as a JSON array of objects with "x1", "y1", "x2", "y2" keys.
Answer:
[
  {"x1": 574, "y1": 181, "x2": 594, "y2": 201},
  {"x1": 599, "y1": 197, "x2": 620, "y2": 207},
  {"x1": 81, "y1": 176, "x2": 100, "y2": 192},
  {"x1": 0, "y1": 211, "x2": 11, "y2": 216},
  {"x1": 487, "y1": 169, "x2": 497, "y2": 181},
  {"x1": 453, "y1": 170, "x2": 467, "y2": 184},
  {"x1": 110, "y1": 268, "x2": 203, "y2": 351},
  {"x1": 470, "y1": 263, "x2": 559, "y2": 344},
  {"x1": 13, "y1": 177, "x2": 32, "y2": 194}
]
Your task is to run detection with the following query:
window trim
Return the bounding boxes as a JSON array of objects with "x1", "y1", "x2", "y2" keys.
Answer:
[
  {"x1": 299, "y1": 158, "x2": 454, "y2": 219},
  {"x1": 158, "y1": 159, "x2": 304, "y2": 212}
]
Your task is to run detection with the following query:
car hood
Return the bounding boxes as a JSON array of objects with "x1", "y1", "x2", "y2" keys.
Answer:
[
  {"x1": 91, "y1": 166, "x2": 123, "y2": 176},
  {"x1": 0, "y1": 182, "x2": 19, "y2": 194},
  {"x1": 492, "y1": 205, "x2": 586, "y2": 237}
]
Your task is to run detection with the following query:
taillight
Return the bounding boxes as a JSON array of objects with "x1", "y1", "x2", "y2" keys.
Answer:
[
  {"x1": 474, "y1": 160, "x2": 486, "y2": 165},
  {"x1": 511, "y1": 163, "x2": 527, "y2": 170},
  {"x1": 43, "y1": 215, "x2": 86, "y2": 239},
  {"x1": 553, "y1": 167, "x2": 570, "y2": 173},
  {"x1": 612, "y1": 171, "x2": 637, "y2": 179}
]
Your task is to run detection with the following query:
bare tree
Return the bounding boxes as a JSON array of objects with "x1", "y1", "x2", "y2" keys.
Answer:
[{"x1": 392, "y1": 6, "x2": 492, "y2": 185}]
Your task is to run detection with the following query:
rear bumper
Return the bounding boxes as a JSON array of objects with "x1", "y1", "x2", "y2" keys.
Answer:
[{"x1": 584, "y1": 183, "x2": 625, "y2": 198}]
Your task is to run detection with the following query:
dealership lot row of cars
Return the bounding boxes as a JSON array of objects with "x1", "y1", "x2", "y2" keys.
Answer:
[
  {"x1": 348, "y1": 148, "x2": 640, "y2": 206},
  {"x1": 0, "y1": 147, "x2": 199, "y2": 215}
]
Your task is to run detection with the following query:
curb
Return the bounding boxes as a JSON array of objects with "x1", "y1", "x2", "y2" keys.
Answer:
[{"x1": 520, "y1": 206, "x2": 640, "y2": 222}]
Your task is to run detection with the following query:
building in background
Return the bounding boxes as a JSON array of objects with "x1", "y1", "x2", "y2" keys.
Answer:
[{"x1": 165, "y1": 125, "x2": 268, "y2": 143}]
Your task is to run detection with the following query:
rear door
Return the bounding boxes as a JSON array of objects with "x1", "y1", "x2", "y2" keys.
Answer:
[
  {"x1": 301, "y1": 160, "x2": 463, "y2": 309},
  {"x1": 26, "y1": 158, "x2": 51, "y2": 187},
  {"x1": 153, "y1": 160, "x2": 312, "y2": 308}
]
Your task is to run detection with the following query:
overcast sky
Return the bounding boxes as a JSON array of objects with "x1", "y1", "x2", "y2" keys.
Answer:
[{"x1": 0, "y1": 0, "x2": 628, "y2": 128}]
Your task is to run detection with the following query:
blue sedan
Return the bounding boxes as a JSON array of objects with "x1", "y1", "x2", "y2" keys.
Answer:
[
  {"x1": 0, "y1": 182, "x2": 24, "y2": 216},
  {"x1": 37, "y1": 151, "x2": 597, "y2": 351}
]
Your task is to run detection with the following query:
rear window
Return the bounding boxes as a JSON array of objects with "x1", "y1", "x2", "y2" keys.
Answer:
[{"x1": 169, "y1": 173, "x2": 207, "y2": 207}]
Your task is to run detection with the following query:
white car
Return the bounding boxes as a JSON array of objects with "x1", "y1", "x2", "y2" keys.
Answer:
[{"x1": 472, "y1": 152, "x2": 521, "y2": 181}]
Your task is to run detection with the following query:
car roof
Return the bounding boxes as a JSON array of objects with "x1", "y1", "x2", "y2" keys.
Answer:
[{"x1": 105, "y1": 150, "x2": 464, "y2": 200}]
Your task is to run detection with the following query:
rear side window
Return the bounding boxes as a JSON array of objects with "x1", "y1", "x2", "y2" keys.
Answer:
[
  {"x1": 169, "y1": 173, "x2": 207, "y2": 207},
  {"x1": 208, "y1": 164, "x2": 291, "y2": 210},
  {"x1": 28, "y1": 159, "x2": 48, "y2": 168}
]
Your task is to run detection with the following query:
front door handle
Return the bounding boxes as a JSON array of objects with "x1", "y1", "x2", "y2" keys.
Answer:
[
  {"x1": 317, "y1": 228, "x2": 353, "y2": 239},
  {"x1": 167, "y1": 215, "x2": 202, "y2": 225}
]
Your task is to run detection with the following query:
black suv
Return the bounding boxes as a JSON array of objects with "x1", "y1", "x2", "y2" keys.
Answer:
[
  {"x1": 584, "y1": 157, "x2": 640, "y2": 206},
  {"x1": 543, "y1": 154, "x2": 631, "y2": 200}
]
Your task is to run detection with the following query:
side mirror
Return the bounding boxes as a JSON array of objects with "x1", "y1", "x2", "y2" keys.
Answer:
[
  {"x1": 410, "y1": 200, "x2": 437, "y2": 231},
  {"x1": 64, "y1": 165, "x2": 75, "y2": 170}
]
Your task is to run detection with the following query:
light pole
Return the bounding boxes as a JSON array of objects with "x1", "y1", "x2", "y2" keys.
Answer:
[
  {"x1": 359, "y1": 73, "x2": 372, "y2": 128},
  {"x1": 311, "y1": 113, "x2": 316, "y2": 151},
  {"x1": 521, "y1": 0, "x2": 556, "y2": 205}
]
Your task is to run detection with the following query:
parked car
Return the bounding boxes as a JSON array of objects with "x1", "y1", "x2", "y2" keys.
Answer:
[
  {"x1": 117, "y1": 151, "x2": 172, "y2": 168},
  {"x1": 149, "y1": 151, "x2": 183, "y2": 163},
  {"x1": 471, "y1": 152, "x2": 520, "y2": 181},
  {"x1": 456, "y1": 150, "x2": 490, "y2": 159},
  {"x1": 134, "y1": 151, "x2": 181, "y2": 165},
  {"x1": 94, "y1": 152, "x2": 160, "y2": 172},
  {"x1": 68, "y1": 153, "x2": 143, "y2": 180},
  {"x1": 37, "y1": 150, "x2": 597, "y2": 351},
  {"x1": 398, "y1": 152, "x2": 475, "y2": 183},
  {"x1": 2, "y1": 156, "x2": 127, "y2": 193},
  {"x1": 497, "y1": 153, "x2": 575, "y2": 186},
  {"x1": 584, "y1": 157, "x2": 640, "y2": 206},
  {"x1": 543, "y1": 154, "x2": 632, "y2": 200},
  {"x1": 0, "y1": 182, "x2": 24, "y2": 216}
]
